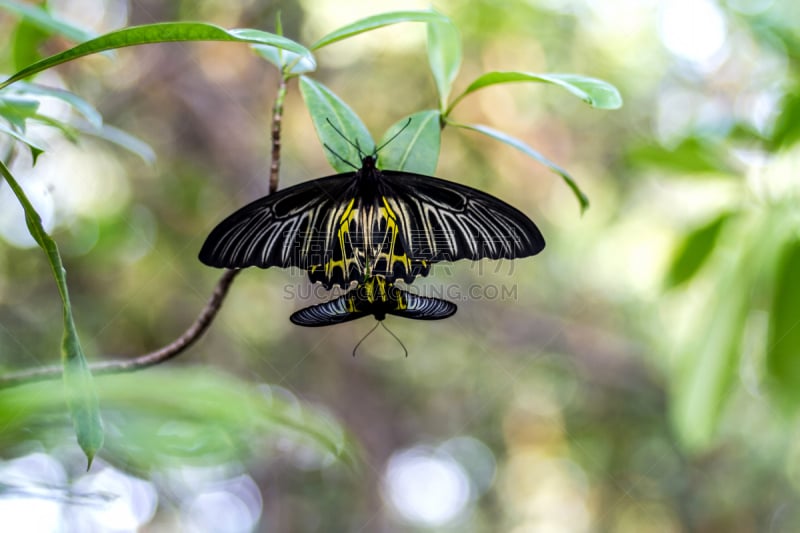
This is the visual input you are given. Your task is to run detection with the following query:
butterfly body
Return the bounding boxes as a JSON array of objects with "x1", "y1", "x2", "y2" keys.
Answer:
[
  {"x1": 199, "y1": 156, "x2": 545, "y2": 289},
  {"x1": 290, "y1": 276, "x2": 457, "y2": 327}
]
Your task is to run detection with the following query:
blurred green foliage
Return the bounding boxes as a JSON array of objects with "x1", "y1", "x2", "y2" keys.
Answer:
[{"x1": 0, "y1": 0, "x2": 800, "y2": 531}]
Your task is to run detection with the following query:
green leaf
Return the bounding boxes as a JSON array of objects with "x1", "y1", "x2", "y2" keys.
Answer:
[
  {"x1": 670, "y1": 213, "x2": 783, "y2": 450},
  {"x1": 252, "y1": 14, "x2": 317, "y2": 75},
  {"x1": 311, "y1": 10, "x2": 450, "y2": 50},
  {"x1": 253, "y1": 45, "x2": 317, "y2": 75},
  {"x1": 13, "y1": 81, "x2": 103, "y2": 128},
  {"x1": 0, "y1": 369, "x2": 357, "y2": 473},
  {"x1": 449, "y1": 120, "x2": 589, "y2": 212},
  {"x1": 0, "y1": 159, "x2": 103, "y2": 467},
  {"x1": 31, "y1": 113, "x2": 83, "y2": 143},
  {"x1": 627, "y1": 137, "x2": 737, "y2": 175},
  {"x1": 228, "y1": 27, "x2": 313, "y2": 64},
  {"x1": 0, "y1": 93, "x2": 41, "y2": 129},
  {"x1": 377, "y1": 110, "x2": 441, "y2": 174},
  {"x1": 299, "y1": 76, "x2": 373, "y2": 172},
  {"x1": 1, "y1": 23, "x2": 312, "y2": 89},
  {"x1": 448, "y1": 71, "x2": 623, "y2": 114},
  {"x1": 665, "y1": 212, "x2": 734, "y2": 289},
  {"x1": 427, "y1": 18, "x2": 461, "y2": 111},
  {"x1": 0, "y1": 122, "x2": 46, "y2": 161},
  {"x1": 11, "y1": 17, "x2": 49, "y2": 72},
  {"x1": 77, "y1": 123, "x2": 156, "y2": 164},
  {"x1": 766, "y1": 239, "x2": 800, "y2": 409},
  {"x1": 0, "y1": 0, "x2": 95, "y2": 43},
  {"x1": 768, "y1": 86, "x2": 800, "y2": 151},
  {"x1": 670, "y1": 276, "x2": 749, "y2": 451},
  {"x1": 252, "y1": 11, "x2": 302, "y2": 74}
]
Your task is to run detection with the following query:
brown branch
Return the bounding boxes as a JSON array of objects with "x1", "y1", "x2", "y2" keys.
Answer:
[
  {"x1": 269, "y1": 75, "x2": 287, "y2": 195},
  {"x1": 0, "y1": 72, "x2": 292, "y2": 390},
  {"x1": 0, "y1": 269, "x2": 241, "y2": 389}
]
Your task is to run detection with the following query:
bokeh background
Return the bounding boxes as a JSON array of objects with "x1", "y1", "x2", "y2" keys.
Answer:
[{"x1": 1, "y1": 0, "x2": 800, "y2": 531}]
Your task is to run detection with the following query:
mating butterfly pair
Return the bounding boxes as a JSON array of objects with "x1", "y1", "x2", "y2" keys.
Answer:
[{"x1": 199, "y1": 154, "x2": 545, "y2": 326}]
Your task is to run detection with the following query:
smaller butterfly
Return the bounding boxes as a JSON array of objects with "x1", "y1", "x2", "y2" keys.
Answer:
[
  {"x1": 290, "y1": 276, "x2": 456, "y2": 326},
  {"x1": 290, "y1": 276, "x2": 457, "y2": 356}
]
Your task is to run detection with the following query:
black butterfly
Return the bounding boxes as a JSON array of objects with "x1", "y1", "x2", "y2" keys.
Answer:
[
  {"x1": 290, "y1": 276, "x2": 457, "y2": 326},
  {"x1": 199, "y1": 155, "x2": 545, "y2": 289},
  {"x1": 291, "y1": 276, "x2": 457, "y2": 357}
]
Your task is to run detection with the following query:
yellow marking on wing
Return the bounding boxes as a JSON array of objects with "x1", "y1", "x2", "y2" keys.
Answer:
[
  {"x1": 381, "y1": 197, "x2": 396, "y2": 218},
  {"x1": 339, "y1": 198, "x2": 355, "y2": 223},
  {"x1": 396, "y1": 292, "x2": 408, "y2": 311},
  {"x1": 376, "y1": 277, "x2": 388, "y2": 302},
  {"x1": 363, "y1": 276, "x2": 391, "y2": 305},
  {"x1": 324, "y1": 197, "x2": 362, "y2": 281},
  {"x1": 365, "y1": 277, "x2": 376, "y2": 304},
  {"x1": 374, "y1": 198, "x2": 411, "y2": 275}
]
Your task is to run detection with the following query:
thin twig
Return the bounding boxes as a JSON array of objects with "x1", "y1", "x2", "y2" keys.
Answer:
[
  {"x1": 0, "y1": 269, "x2": 240, "y2": 389},
  {"x1": 0, "y1": 72, "x2": 290, "y2": 390},
  {"x1": 269, "y1": 75, "x2": 287, "y2": 195}
]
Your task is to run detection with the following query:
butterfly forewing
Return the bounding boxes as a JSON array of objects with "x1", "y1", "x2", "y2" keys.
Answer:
[
  {"x1": 200, "y1": 158, "x2": 545, "y2": 288},
  {"x1": 378, "y1": 171, "x2": 545, "y2": 264},
  {"x1": 199, "y1": 174, "x2": 362, "y2": 287}
]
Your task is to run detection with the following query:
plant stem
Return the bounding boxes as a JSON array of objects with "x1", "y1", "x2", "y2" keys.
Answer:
[
  {"x1": 270, "y1": 74, "x2": 287, "y2": 194},
  {"x1": 0, "y1": 268, "x2": 241, "y2": 389},
  {"x1": 0, "y1": 74, "x2": 290, "y2": 389}
]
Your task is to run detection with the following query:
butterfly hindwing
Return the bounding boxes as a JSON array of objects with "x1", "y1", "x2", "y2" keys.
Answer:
[
  {"x1": 290, "y1": 276, "x2": 458, "y2": 326},
  {"x1": 389, "y1": 291, "x2": 458, "y2": 320},
  {"x1": 289, "y1": 294, "x2": 367, "y2": 327}
]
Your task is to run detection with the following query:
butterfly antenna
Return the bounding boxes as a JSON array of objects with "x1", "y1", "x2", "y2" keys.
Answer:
[
  {"x1": 323, "y1": 143, "x2": 359, "y2": 170},
  {"x1": 374, "y1": 118, "x2": 412, "y2": 154},
  {"x1": 380, "y1": 321, "x2": 408, "y2": 358},
  {"x1": 352, "y1": 321, "x2": 381, "y2": 357},
  {"x1": 325, "y1": 118, "x2": 369, "y2": 158}
]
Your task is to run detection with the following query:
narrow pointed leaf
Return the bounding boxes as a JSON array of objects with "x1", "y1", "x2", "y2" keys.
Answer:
[
  {"x1": 627, "y1": 137, "x2": 737, "y2": 175},
  {"x1": 449, "y1": 71, "x2": 622, "y2": 114},
  {"x1": 0, "y1": 122, "x2": 46, "y2": 160},
  {"x1": 378, "y1": 110, "x2": 441, "y2": 174},
  {"x1": 11, "y1": 18, "x2": 49, "y2": 72},
  {"x1": 671, "y1": 277, "x2": 748, "y2": 450},
  {"x1": 767, "y1": 240, "x2": 800, "y2": 408},
  {"x1": 0, "y1": 93, "x2": 41, "y2": 128},
  {"x1": 299, "y1": 76, "x2": 373, "y2": 172},
  {"x1": 665, "y1": 212, "x2": 733, "y2": 289},
  {"x1": 311, "y1": 10, "x2": 450, "y2": 50},
  {"x1": 0, "y1": 159, "x2": 103, "y2": 467},
  {"x1": 1, "y1": 23, "x2": 311, "y2": 89},
  {"x1": 450, "y1": 121, "x2": 589, "y2": 212},
  {"x1": 13, "y1": 82, "x2": 103, "y2": 128},
  {"x1": 77, "y1": 123, "x2": 156, "y2": 164},
  {"x1": 253, "y1": 45, "x2": 317, "y2": 74},
  {"x1": 0, "y1": 368, "x2": 358, "y2": 472},
  {"x1": 30, "y1": 113, "x2": 81, "y2": 143},
  {"x1": 768, "y1": 86, "x2": 800, "y2": 151},
  {"x1": 427, "y1": 19, "x2": 461, "y2": 111},
  {"x1": 670, "y1": 213, "x2": 783, "y2": 450},
  {"x1": 0, "y1": 0, "x2": 95, "y2": 43}
]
